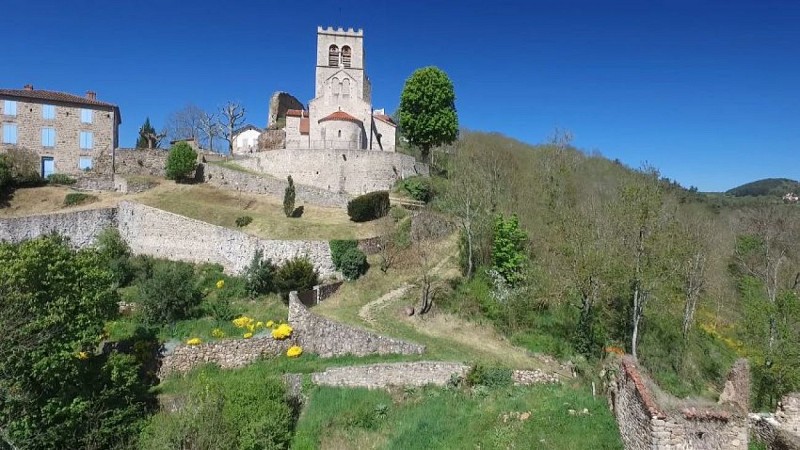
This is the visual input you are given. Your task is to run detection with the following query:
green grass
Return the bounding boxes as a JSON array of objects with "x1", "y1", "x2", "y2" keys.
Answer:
[{"x1": 292, "y1": 384, "x2": 622, "y2": 450}]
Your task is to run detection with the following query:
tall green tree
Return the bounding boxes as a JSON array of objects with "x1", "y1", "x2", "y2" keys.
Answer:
[
  {"x1": 137, "y1": 117, "x2": 164, "y2": 149},
  {"x1": 398, "y1": 66, "x2": 458, "y2": 162},
  {"x1": 283, "y1": 175, "x2": 296, "y2": 218},
  {"x1": 0, "y1": 235, "x2": 154, "y2": 449},
  {"x1": 165, "y1": 141, "x2": 198, "y2": 182},
  {"x1": 492, "y1": 214, "x2": 528, "y2": 287}
]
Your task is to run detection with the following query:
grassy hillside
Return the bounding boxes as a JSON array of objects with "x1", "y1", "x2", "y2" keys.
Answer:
[{"x1": 726, "y1": 177, "x2": 800, "y2": 197}]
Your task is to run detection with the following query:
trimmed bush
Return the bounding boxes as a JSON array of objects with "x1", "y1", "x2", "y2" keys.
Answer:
[
  {"x1": 275, "y1": 256, "x2": 319, "y2": 301},
  {"x1": 64, "y1": 192, "x2": 95, "y2": 206},
  {"x1": 138, "y1": 260, "x2": 202, "y2": 324},
  {"x1": 47, "y1": 173, "x2": 77, "y2": 185},
  {"x1": 165, "y1": 141, "x2": 198, "y2": 182},
  {"x1": 347, "y1": 191, "x2": 390, "y2": 222},
  {"x1": 244, "y1": 250, "x2": 277, "y2": 298},
  {"x1": 339, "y1": 246, "x2": 368, "y2": 280},
  {"x1": 329, "y1": 239, "x2": 359, "y2": 269},
  {"x1": 399, "y1": 176, "x2": 433, "y2": 202},
  {"x1": 235, "y1": 215, "x2": 253, "y2": 227}
]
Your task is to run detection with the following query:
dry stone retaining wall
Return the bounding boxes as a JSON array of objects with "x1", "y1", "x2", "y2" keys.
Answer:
[
  {"x1": 117, "y1": 201, "x2": 335, "y2": 276},
  {"x1": 158, "y1": 336, "x2": 295, "y2": 378},
  {"x1": 0, "y1": 207, "x2": 117, "y2": 247},
  {"x1": 312, "y1": 362, "x2": 469, "y2": 389},
  {"x1": 202, "y1": 162, "x2": 351, "y2": 208},
  {"x1": 288, "y1": 291, "x2": 425, "y2": 357},
  {"x1": 608, "y1": 355, "x2": 749, "y2": 449}
]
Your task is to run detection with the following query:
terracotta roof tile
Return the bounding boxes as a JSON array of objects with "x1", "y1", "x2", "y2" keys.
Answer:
[
  {"x1": 286, "y1": 109, "x2": 308, "y2": 117},
  {"x1": 0, "y1": 88, "x2": 117, "y2": 109},
  {"x1": 318, "y1": 110, "x2": 362, "y2": 124},
  {"x1": 373, "y1": 114, "x2": 396, "y2": 127},
  {"x1": 299, "y1": 118, "x2": 309, "y2": 134}
]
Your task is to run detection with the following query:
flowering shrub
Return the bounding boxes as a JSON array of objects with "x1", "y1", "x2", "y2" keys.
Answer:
[
  {"x1": 216, "y1": 279, "x2": 225, "y2": 289},
  {"x1": 232, "y1": 316, "x2": 254, "y2": 329},
  {"x1": 271, "y1": 323, "x2": 293, "y2": 340},
  {"x1": 186, "y1": 337, "x2": 202, "y2": 345},
  {"x1": 211, "y1": 328, "x2": 225, "y2": 339},
  {"x1": 243, "y1": 332, "x2": 253, "y2": 339},
  {"x1": 286, "y1": 346, "x2": 303, "y2": 358},
  {"x1": 76, "y1": 351, "x2": 90, "y2": 360},
  {"x1": 266, "y1": 320, "x2": 275, "y2": 328}
]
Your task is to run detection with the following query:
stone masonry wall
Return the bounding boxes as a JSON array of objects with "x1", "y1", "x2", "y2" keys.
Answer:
[
  {"x1": 117, "y1": 201, "x2": 334, "y2": 276},
  {"x1": 202, "y1": 162, "x2": 351, "y2": 208},
  {"x1": 94, "y1": 147, "x2": 168, "y2": 177},
  {"x1": 312, "y1": 362, "x2": 469, "y2": 389},
  {"x1": 158, "y1": 336, "x2": 295, "y2": 378},
  {"x1": 750, "y1": 393, "x2": 800, "y2": 449},
  {"x1": 288, "y1": 291, "x2": 425, "y2": 357},
  {"x1": 0, "y1": 207, "x2": 117, "y2": 247},
  {"x1": 237, "y1": 149, "x2": 429, "y2": 196},
  {"x1": 609, "y1": 355, "x2": 749, "y2": 450},
  {"x1": 267, "y1": 92, "x2": 304, "y2": 128}
]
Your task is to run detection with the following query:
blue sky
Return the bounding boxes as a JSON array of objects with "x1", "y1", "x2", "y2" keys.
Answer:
[{"x1": 4, "y1": 0, "x2": 798, "y2": 191}]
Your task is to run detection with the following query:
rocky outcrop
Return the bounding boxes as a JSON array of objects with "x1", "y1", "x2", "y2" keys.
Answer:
[{"x1": 267, "y1": 92, "x2": 304, "y2": 128}]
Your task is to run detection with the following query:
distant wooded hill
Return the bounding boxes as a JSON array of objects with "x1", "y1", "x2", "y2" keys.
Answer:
[{"x1": 726, "y1": 178, "x2": 800, "y2": 197}]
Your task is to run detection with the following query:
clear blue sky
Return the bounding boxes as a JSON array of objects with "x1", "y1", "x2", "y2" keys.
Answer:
[{"x1": 5, "y1": 0, "x2": 798, "y2": 191}]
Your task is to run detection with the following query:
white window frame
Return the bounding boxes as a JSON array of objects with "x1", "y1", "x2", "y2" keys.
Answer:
[
  {"x1": 79, "y1": 131, "x2": 93, "y2": 150},
  {"x1": 2, "y1": 123, "x2": 17, "y2": 144},
  {"x1": 42, "y1": 104, "x2": 55, "y2": 120},
  {"x1": 41, "y1": 127, "x2": 56, "y2": 147},
  {"x1": 81, "y1": 109, "x2": 93, "y2": 124},
  {"x1": 3, "y1": 100, "x2": 17, "y2": 117}
]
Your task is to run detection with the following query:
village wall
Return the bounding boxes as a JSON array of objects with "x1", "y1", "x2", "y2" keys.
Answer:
[
  {"x1": 158, "y1": 336, "x2": 296, "y2": 378},
  {"x1": 236, "y1": 149, "x2": 428, "y2": 195},
  {"x1": 0, "y1": 207, "x2": 117, "y2": 247}
]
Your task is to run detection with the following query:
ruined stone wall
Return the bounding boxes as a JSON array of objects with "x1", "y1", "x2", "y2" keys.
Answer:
[
  {"x1": 202, "y1": 162, "x2": 351, "y2": 208},
  {"x1": 94, "y1": 148, "x2": 168, "y2": 177},
  {"x1": 158, "y1": 336, "x2": 295, "y2": 378},
  {"x1": 258, "y1": 130, "x2": 285, "y2": 151},
  {"x1": 609, "y1": 355, "x2": 749, "y2": 449},
  {"x1": 0, "y1": 207, "x2": 117, "y2": 247},
  {"x1": 750, "y1": 394, "x2": 800, "y2": 449},
  {"x1": 267, "y1": 92, "x2": 304, "y2": 128},
  {"x1": 312, "y1": 362, "x2": 469, "y2": 389},
  {"x1": 288, "y1": 291, "x2": 425, "y2": 357},
  {"x1": 117, "y1": 201, "x2": 334, "y2": 276},
  {"x1": 237, "y1": 149, "x2": 429, "y2": 196}
]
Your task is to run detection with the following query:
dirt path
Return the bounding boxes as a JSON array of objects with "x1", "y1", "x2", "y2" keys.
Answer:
[{"x1": 358, "y1": 282, "x2": 413, "y2": 326}]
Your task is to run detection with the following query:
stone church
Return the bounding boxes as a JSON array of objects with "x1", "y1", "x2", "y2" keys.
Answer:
[{"x1": 284, "y1": 27, "x2": 397, "y2": 151}]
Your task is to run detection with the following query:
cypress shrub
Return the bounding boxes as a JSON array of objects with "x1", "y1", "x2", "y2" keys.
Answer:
[{"x1": 347, "y1": 191, "x2": 390, "y2": 222}]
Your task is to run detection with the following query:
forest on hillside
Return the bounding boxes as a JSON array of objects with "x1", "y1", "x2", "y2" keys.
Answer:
[{"x1": 421, "y1": 131, "x2": 800, "y2": 409}]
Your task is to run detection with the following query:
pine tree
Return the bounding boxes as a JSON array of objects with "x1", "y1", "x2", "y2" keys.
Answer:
[{"x1": 137, "y1": 117, "x2": 158, "y2": 148}]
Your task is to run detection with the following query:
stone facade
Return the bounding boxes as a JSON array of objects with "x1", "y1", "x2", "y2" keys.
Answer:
[
  {"x1": 0, "y1": 86, "x2": 119, "y2": 177},
  {"x1": 288, "y1": 291, "x2": 425, "y2": 357},
  {"x1": 201, "y1": 162, "x2": 351, "y2": 207},
  {"x1": 117, "y1": 201, "x2": 335, "y2": 276},
  {"x1": 158, "y1": 336, "x2": 296, "y2": 378},
  {"x1": 0, "y1": 207, "x2": 117, "y2": 247},
  {"x1": 267, "y1": 92, "x2": 304, "y2": 128},
  {"x1": 608, "y1": 355, "x2": 749, "y2": 449},
  {"x1": 236, "y1": 149, "x2": 428, "y2": 195}
]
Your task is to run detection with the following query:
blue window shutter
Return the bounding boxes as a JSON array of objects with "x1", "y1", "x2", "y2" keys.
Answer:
[
  {"x1": 3, "y1": 101, "x2": 17, "y2": 116},
  {"x1": 3, "y1": 124, "x2": 17, "y2": 144},
  {"x1": 42, "y1": 128, "x2": 55, "y2": 147},
  {"x1": 87, "y1": 132, "x2": 93, "y2": 149},
  {"x1": 81, "y1": 109, "x2": 92, "y2": 123},
  {"x1": 43, "y1": 105, "x2": 55, "y2": 120}
]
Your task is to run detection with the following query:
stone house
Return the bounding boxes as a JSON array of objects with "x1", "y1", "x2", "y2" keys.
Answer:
[
  {"x1": 284, "y1": 27, "x2": 397, "y2": 151},
  {"x1": 0, "y1": 84, "x2": 120, "y2": 177},
  {"x1": 232, "y1": 124, "x2": 262, "y2": 155}
]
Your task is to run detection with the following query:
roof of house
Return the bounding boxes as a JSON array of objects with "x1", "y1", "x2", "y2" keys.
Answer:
[
  {"x1": 299, "y1": 118, "x2": 310, "y2": 134},
  {"x1": 373, "y1": 114, "x2": 396, "y2": 127},
  {"x1": 318, "y1": 110, "x2": 362, "y2": 124},
  {"x1": 0, "y1": 86, "x2": 121, "y2": 122},
  {"x1": 286, "y1": 109, "x2": 309, "y2": 117},
  {"x1": 232, "y1": 124, "x2": 263, "y2": 136}
]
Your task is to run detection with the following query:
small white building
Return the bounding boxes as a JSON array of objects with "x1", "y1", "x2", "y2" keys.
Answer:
[
  {"x1": 232, "y1": 124, "x2": 262, "y2": 155},
  {"x1": 284, "y1": 27, "x2": 396, "y2": 151}
]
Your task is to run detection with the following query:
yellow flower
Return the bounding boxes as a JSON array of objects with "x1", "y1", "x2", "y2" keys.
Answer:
[
  {"x1": 286, "y1": 345, "x2": 303, "y2": 358},
  {"x1": 216, "y1": 279, "x2": 225, "y2": 289},
  {"x1": 255, "y1": 321, "x2": 264, "y2": 329},
  {"x1": 266, "y1": 320, "x2": 275, "y2": 328},
  {"x1": 186, "y1": 337, "x2": 202, "y2": 345},
  {"x1": 271, "y1": 323, "x2": 293, "y2": 340},
  {"x1": 76, "y1": 351, "x2": 90, "y2": 360},
  {"x1": 232, "y1": 316, "x2": 253, "y2": 329},
  {"x1": 211, "y1": 328, "x2": 225, "y2": 339},
  {"x1": 243, "y1": 332, "x2": 253, "y2": 339}
]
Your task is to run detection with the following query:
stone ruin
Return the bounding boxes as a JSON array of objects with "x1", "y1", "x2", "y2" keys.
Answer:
[{"x1": 750, "y1": 393, "x2": 800, "y2": 449}]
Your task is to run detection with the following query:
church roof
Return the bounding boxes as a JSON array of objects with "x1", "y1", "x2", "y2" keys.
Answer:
[
  {"x1": 373, "y1": 114, "x2": 396, "y2": 127},
  {"x1": 318, "y1": 110, "x2": 362, "y2": 124}
]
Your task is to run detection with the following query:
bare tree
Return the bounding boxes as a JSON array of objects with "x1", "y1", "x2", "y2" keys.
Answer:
[
  {"x1": 219, "y1": 101, "x2": 246, "y2": 154},
  {"x1": 165, "y1": 104, "x2": 204, "y2": 145},
  {"x1": 199, "y1": 111, "x2": 220, "y2": 153},
  {"x1": 137, "y1": 127, "x2": 166, "y2": 150}
]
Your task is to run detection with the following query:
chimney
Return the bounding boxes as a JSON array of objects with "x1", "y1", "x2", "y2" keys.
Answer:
[
  {"x1": 23, "y1": 84, "x2": 33, "y2": 91},
  {"x1": 86, "y1": 91, "x2": 96, "y2": 100}
]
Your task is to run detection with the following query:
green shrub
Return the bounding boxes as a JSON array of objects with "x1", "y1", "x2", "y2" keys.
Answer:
[
  {"x1": 165, "y1": 141, "x2": 198, "y2": 182},
  {"x1": 0, "y1": 155, "x2": 12, "y2": 191},
  {"x1": 95, "y1": 228, "x2": 133, "y2": 286},
  {"x1": 47, "y1": 173, "x2": 77, "y2": 185},
  {"x1": 465, "y1": 363, "x2": 513, "y2": 388},
  {"x1": 329, "y1": 239, "x2": 359, "y2": 269},
  {"x1": 399, "y1": 176, "x2": 433, "y2": 202},
  {"x1": 64, "y1": 192, "x2": 96, "y2": 206},
  {"x1": 138, "y1": 260, "x2": 202, "y2": 324},
  {"x1": 283, "y1": 175, "x2": 296, "y2": 218},
  {"x1": 203, "y1": 294, "x2": 235, "y2": 322},
  {"x1": 235, "y1": 215, "x2": 253, "y2": 227},
  {"x1": 389, "y1": 205, "x2": 408, "y2": 221},
  {"x1": 244, "y1": 250, "x2": 277, "y2": 298},
  {"x1": 339, "y1": 246, "x2": 368, "y2": 280},
  {"x1": 275, "y1": 256, "x2": 319, "y2": 301},
  {"x1": 4, "y1": 147, "x2": 42, "y2": 186},
  {"x1": 347, "y1": 191, "x2": 390, "y2": 222}
]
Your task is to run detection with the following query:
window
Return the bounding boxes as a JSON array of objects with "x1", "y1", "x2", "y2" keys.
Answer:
[
  {"x1": 41, "y1": 127, "x2": 55, "y2": 147},
  {"x1": 3, "y1": 100, "x2": 16, "y2": 116},
  {"x1": 332, "y1": 77, "x2": 340, "y2": 96},
  {"x1": 2, "y1": 123, "x2": 17, "y2": 144},
  {"x1": 42, "y1": 104, "x2": 55, "y2": 120},
  {"x1": 328, "y1": 45, "x2": 339, "y2": 66},
  {"x1": 79, "y1": 156, "x2": 93, "y2": 170},
  {"x1": 342, "y1": 78, "x2": 350, "y2": 98},
  {"x1": 341, "y1": 46, "x2": 351, "y2": 68},
  {"x1": 80, "y1": 131, "x2": 93, "y2": 150},
  {"x1": 81, "y1": 109, "x2": 93, "y2": 124}
]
